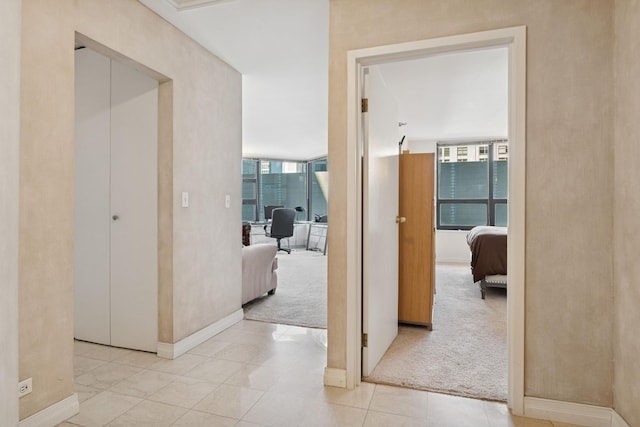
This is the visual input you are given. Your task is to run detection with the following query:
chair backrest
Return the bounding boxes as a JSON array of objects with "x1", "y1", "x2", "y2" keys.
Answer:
[
  {"x1": 264, "y1": 205, "x2": 284, "y2": 221},
  {"x1": 270, "y1": 208, "x2": 296, "y2": 238},
  {"x1": 242, "y1": 222, "x2": 251, "y2": 246}
]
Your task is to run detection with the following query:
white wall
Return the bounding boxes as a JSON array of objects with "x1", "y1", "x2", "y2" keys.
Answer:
[
  {"x1": 328, "y1": 0, "x2": 614, "y2": 406},
  {"x1": 406, "y1": 139, "x2": 436, "y2": 154},
  {"x1": 19, "y1": 0, "x2": 241, "y2": 418},
  {"x1": 436, "y1": 230, "x2": 471, "y2": 264},
  {"x1": 613, "y1": 1, "x2": 640, "y2": 424},
  {"x1": 0, "y1": 0, "x2": 20, "y2": 424}
]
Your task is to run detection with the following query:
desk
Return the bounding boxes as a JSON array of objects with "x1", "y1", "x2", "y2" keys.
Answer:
[
  {"x1": 249, "y1": 222, "x2": 310, "y2": 247},
  {"x1": 306, "y1": 223, "x2": 328, "y2": 255}
]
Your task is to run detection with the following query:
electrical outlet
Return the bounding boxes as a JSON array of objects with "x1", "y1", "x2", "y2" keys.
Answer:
[{"x1": 18, "y1": 378, "x2": 32, "y2": 398}]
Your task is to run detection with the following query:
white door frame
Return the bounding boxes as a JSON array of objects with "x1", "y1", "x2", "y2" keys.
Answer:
[{"x1": 344, "y1": 26, "x2": 527, "y2": 414}]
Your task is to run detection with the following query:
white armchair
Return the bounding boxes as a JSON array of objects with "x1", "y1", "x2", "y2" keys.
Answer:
[{"x1": 241, "y1": 244, "x2": 278, "y2": 305}]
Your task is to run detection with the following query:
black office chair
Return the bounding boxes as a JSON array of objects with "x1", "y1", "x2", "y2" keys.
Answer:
[
  {"x1": 265, "y1": 208, "x2": 296, "y2": 254},
  {"x1": 264, "y1": 205, "x2": 284, "y2": 221}
]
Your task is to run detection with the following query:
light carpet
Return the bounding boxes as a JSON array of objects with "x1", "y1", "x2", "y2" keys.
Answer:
[
  {"x1": 243, "y1": 248, "x2": 327, "y2": 329},
  {"x1": 365, "y1": 263, "x2": 508, "y2": 402}
]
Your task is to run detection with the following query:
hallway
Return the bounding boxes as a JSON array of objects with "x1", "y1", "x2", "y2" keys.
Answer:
[{"x1": 61, "y1": 320, "x2": 577, "y2": 426}]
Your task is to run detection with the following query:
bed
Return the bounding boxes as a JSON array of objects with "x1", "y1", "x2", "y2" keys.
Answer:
[{"x1": 466, "y1": 226, "x2": 507, "y2": 299}]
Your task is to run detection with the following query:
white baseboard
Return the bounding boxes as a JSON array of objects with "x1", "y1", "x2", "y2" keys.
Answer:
[
  {"x1": 19, "y1": 393, "x2": 79, "y2": 427},
  {"x1": 611, "y1": 410, "x2": 631, "y2": 427},
  {"x1": 323, "y1": 368, "x2": 347, "y2": 388},
  {"x1": 524, "y1": 397, "x2": 616, "y2": 427},
  {"x1": 157, "y1": 309, "x2": 243, "y2": 359},
  {"x1": 435, "y1": 258, "x2": 470, "y2": 264}
]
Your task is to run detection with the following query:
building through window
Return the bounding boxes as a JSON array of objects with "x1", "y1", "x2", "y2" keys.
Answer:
[
  {"x1": 241, "y1": 158, "x2": 328, "y2": 222},
  {"x1": 437, "y1": 140, "x2": 508, "y2": 230}
]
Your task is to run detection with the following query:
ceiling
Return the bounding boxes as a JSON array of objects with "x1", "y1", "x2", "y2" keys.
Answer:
[
  {"x1": 139, "y1": 0, "x2": 507, "y2": 160},
  {"x1": 377, "y1": 47, "x2": 508, "y2": 144}
]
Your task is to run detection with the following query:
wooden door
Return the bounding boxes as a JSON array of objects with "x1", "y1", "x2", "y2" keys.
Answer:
[{"x1": 398, "y1": 152, "x2": 435, "y2": 328}]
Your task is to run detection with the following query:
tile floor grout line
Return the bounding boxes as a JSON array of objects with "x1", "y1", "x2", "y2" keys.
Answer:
[{"x1": 68, "y1": 321, "x2": 564, "y2": 427}]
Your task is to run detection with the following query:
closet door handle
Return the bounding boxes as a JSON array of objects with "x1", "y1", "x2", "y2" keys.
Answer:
[{"x1": 112, "y1": 215, "x2": 119, "y2": 221}]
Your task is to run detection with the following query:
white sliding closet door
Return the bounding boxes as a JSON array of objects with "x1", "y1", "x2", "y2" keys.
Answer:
[
  {"x1": 74, "y1": 48, "x2": 112, "y2": 346},
  {"x1": 74, "y1": 48, "x2": 158, "y2": 353},
  {"x1": 109, "y1": 59, "x2": 158, "y2": 352}
]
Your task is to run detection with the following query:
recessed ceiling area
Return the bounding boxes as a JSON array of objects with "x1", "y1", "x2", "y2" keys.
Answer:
[{"x1": 138, "y1": 1, "x2": 507, "y2": 160}]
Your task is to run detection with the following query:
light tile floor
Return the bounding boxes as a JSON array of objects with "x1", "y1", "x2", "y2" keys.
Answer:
[{"x1": 60, "y1": 320, "x2": 583, "y2": 427}]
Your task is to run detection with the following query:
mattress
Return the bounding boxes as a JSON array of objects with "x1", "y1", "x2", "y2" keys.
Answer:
[{"x1": 466, "y1": 226, "x2": 507, "y2": 283}]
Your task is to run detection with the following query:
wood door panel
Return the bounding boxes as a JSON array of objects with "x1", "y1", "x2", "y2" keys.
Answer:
[{"x1": 398, "y1": 152, "x2": 435, "y2": 326}]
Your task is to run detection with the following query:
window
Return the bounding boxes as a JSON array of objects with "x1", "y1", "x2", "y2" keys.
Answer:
[
  {"x1": 496, "y1": 144, "x2": 509, "y2": 161},
  {"x1": 260, "y1": 160, "x2": 307, "y2": 221},
  {"x1": 309, "y1": 158, "x2": 328, "y2": 220},
  {"x1": 260, "y1": 161, "x2": 270, "y2": 174},
  {"x1": 242, "y1": 157, "x2": 328, "y2": 222},
  {"x1": 440, "y1": 147, "x2": 450, "y2": 157},
  {"x1": 457, "y1": 146, "x2": 468, "y2": 157},
  {"x1": 478, "y1": 145, "x2": 489, "y2": 162},
  {"x1": 242, "y1": 159, "x2": 259, "y2": 222},
  {"x1": 437, "y1": 140, "x2": 508, "y2": 230}
]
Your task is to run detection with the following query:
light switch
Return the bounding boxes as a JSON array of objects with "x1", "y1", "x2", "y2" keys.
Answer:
[
  {"x1": 182, "y1": 192, "x2": 189, "y2": 208},
  {"x1": 225, "y1": 194, "x2": 231, "y2": 209}
]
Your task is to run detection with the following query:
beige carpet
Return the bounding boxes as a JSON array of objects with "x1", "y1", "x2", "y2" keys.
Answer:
[
  {"x1": 243, "y1": 248, "x2": 327, "y2": 329},
  {"x1": 365, "y1": 263, "x2": 508, "y2": 402}
]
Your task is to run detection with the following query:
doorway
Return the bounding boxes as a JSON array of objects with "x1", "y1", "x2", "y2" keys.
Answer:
[
  {"x1": 344, "y1": 26, "x2": 526, "y2": 412},
  {"x1": 364, "y1": 48, "x2": 510, "y2": 400},
  {"x1": 74, "y1": 45, "x2": 159, "y2": 353}
]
